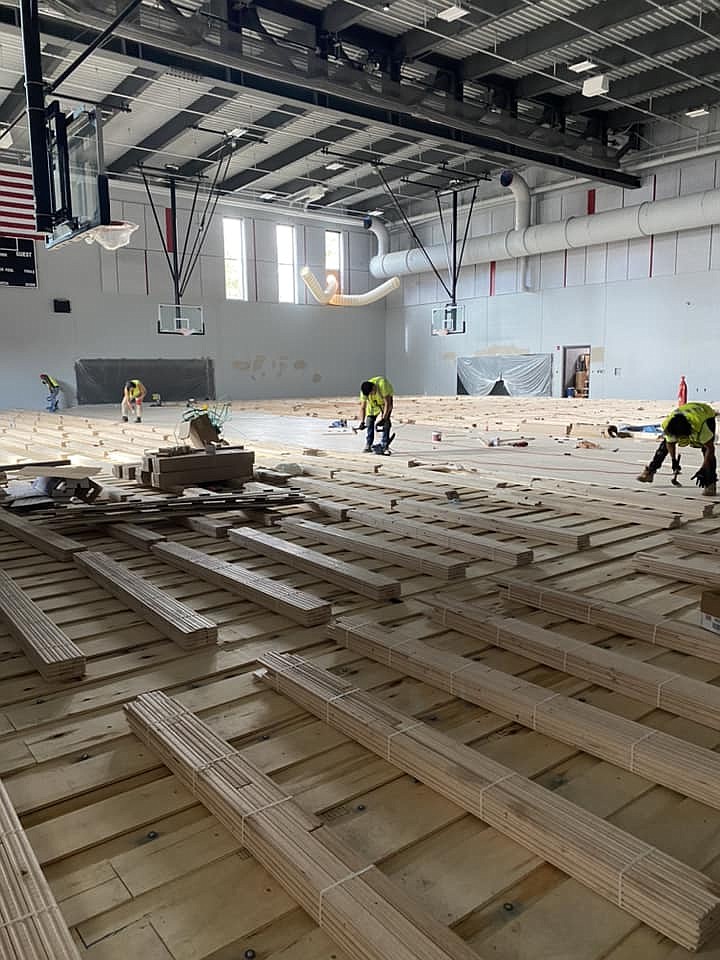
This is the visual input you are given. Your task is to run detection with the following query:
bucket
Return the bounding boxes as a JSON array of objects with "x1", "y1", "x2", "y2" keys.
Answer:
[
  {"x1": 432, "y1": 431, "x2": 442, "y2": 442},
  {"x1": 566, "y1": 387, "x2": 576, "y2": 398}
]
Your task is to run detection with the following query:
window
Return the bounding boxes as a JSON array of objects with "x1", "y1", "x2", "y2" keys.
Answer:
[
  {"x1": 325, "y1": 229, "x2": 342, "y2": 293},
  {"x1": 276, "y1": 224, "x2": 296, "y2": 303},
  {"x1": 223, "y1": 218, "x2": 247, "y2": 300}
]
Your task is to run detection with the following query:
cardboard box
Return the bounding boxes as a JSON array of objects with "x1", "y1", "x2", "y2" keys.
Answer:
[{"x1": 701, "y1": 590, "x2": 720, "y2": 635}]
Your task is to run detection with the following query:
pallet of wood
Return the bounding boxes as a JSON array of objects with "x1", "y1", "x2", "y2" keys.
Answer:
[
  {"x1": 429, "y1": 599, "x2": 720, "y2": 732},
  {"x1": 153, "y1": 540, "x2": 332, "y2": 626},
  {"x1": 0, "y1": 570, "x2": 86, "y2": 680},
  {"x1": 125, "y1": 690, "x2": 479, "y2": 960},
  {"x1": 327, "y1": 615, "x2": 720, "y2": 814},
  {"x1": 634, "y1": 553, "x2": 720, "y2": 589},
  {"x1": 0, "y1": 777, "x2": 81, "y2": 959},
  {"x1": 142, "y1": 449, "x2": 255, "y2": 492},
  {"x1": 0, "y1": 509, "x2": 84, "y2": 560},
  {"x1": 257, "y1": 651, "x2": 720, "y2": 952},
  {"x1": 75, "y1": 551, "x2": 218, "y2": 649},
  {"x1": 278, "y1": 517, "x2": 469, "y2": 581},
  {"x1": 496, "y1": 576, "x2": 720, "y2": 665},
  {"x1": 229, "y1": 526, "x2": 402, "y2": 601}
]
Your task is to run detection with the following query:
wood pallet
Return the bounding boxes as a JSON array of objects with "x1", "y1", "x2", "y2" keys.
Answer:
[
  {"x1": 0, "y1": 570, "x2": 86, "y2": 681},
  {"x1": 0, "y1": 777, "x2": 81, "y2": 959},
  {"x1": 0, "y1": 510, "x2": 84, "y2": 560},
  {"x1": 257, "y1": 651, "x2": 720, "y2": 951},
  {"x1": 125, "y1": 690, "x2": 479, "y2": 960},
  {"x1": 229, "y1": 526, "x2": 402, "y2": 602},
  {"x1": 153, "y1": 540, "x2": 332, "y2": 626},
  {"x1": 75, "y1": 551, "x2": 218, "y2": 650}
]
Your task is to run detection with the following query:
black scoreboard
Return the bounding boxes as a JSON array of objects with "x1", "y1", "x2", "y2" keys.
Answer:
[{"x1": 0, "y1": 236, "x2": 37, "y2": 287}]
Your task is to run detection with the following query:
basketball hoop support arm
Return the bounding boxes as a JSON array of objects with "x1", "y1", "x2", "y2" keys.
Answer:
[{"x1": 19, "y1": 0, "x2": 53, "y2": 232}]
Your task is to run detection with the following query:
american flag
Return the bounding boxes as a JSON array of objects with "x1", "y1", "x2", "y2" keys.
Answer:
[{"x1": 0, "y1": 168, "x2": 44, "y2": 240}]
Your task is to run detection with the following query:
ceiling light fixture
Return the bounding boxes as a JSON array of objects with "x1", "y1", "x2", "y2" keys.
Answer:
[
  {"x1": 686, "y1": 106, "x2": 709, "y2": 118},
  {"x1": 382, "y1": 3, "x2": 390, "y2": 10},
  {"x1": 227, "y1": 127, "x2": 248, "y2": 138},
  {"x1": 582, "y1": 74, "x2": 610, "y2": 97},
  {"x1": 436, "y1": 4, "x2": 469, "y2": 21},
  {"x1": 260, "y1": 192, "x2": 277, "y2": 200},
  {"x1": 568, "y1": 59, "x2": 597, "y2": 74},
  {"x1": 368, "y1": 209, "x2": 384, "y2": 216},
  {"x1": 325, "y1": 161, "x2": 345, "y2": 170}
]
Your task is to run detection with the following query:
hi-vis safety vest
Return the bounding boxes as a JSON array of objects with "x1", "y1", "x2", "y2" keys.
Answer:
[
  {"x1": 127, "y1": 380, "x2": 144, "y2": 399},
  {"x1": 662, "y1": 402, "x2": 716, "y2": 447},
  {"x1": 360, "y1": 376, "x2": 393, "y2": 418}
]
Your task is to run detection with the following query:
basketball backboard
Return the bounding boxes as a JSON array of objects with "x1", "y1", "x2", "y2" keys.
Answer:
[{"x1": 158, "y1": 304, "x2": 205, "y2": 335}]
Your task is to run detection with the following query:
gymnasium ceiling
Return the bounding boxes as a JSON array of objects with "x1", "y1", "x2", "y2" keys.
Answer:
[{"x1": 0, "y1": 0, "x2": 719, "y2": 218}]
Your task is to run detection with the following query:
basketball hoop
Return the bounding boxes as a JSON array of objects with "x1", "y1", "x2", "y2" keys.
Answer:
[
  {"x1": 178, "y1": 327, "x2": 194, "y2": 336},
  {"x1": 81, "y1": 221, "x2": 139, "y2": 251}
]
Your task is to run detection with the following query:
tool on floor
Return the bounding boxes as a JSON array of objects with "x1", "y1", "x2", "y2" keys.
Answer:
[{"x1": 371, "y1": 432, "x2": 395, "y2": 455}]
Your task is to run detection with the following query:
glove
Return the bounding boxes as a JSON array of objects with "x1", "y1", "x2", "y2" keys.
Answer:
[
  {"x1": 692, "y1": 466, "x2": 715, "y2": 488},
  {"x1": 375, "y1": 419, "x2": 385, "y2": 428},
  {"x1": 359, "y1": 421, "x2": 365, "y2": 430},
  {"x1": 671, "y1": 456, "x2": 681, "y2": 474}
]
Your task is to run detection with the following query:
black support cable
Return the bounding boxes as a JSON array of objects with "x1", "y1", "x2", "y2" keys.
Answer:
[
  {"x1": 434, "y1": 191, "x2": 454, "y2": 292},
  {"x1": 179, "y1": 149, "x2": 232, "y2": 296},
  {"x1": 178, "y1": 173, "x2": 201, "y2": 284},
  {"x1": 455, "y1": 183, "x2": 478, "y2": 289},
  {"x1": 140, "y1": 165, "x2": 176, "y2": 283}
]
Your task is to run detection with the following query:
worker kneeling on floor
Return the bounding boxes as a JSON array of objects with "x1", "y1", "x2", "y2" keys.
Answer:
[
  {"x1": 638, "y1": 401, "x2": 717, "y2": 496},
  {"x1": 121, "y1": 379, "x2": 147, "y2": 423},
  {"x1": 359, "y1": 376, "x2": 394, "y2": 455}
]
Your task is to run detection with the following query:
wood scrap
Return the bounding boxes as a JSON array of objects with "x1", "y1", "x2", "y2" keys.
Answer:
[{"x1": 0, "y1": 509, "x2": 84, "y2": 560}]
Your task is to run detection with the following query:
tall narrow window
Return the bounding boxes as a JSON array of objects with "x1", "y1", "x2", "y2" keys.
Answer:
[
  {"x1": 276, "y1": 224, "x2": 296, "y2": 303},
  {"x1": 223, "y1": 218, "x2": 247, "y2": 300},
  {"x1": 325, "y1": 229, "x2": 342, "y2": 293}
]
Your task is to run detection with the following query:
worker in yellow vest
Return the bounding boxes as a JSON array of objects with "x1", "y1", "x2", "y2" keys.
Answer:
[
  {"x1": 359, "y1": 376, "x2": 394, "y2": 454},
  {"x1": 40, "y1": 373, "x2": 60, "y2": 412},
  {"x1": 121, "y1": 379, "x2": 147, "y2": 423},
  {"x1": 638, "y1": 402, "x2": 717, "y2": 496}
]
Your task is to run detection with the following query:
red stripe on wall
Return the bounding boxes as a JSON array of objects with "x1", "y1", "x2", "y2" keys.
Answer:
[
  {"x1": 165, "y1": 208, "x2": 174, "y2": 253},
  {"x1": 587, "y1": 188, "x2": 596, "y2": 215},
  {"x1": 489, "y1": 260, "x2": 496, "y2": 296}
]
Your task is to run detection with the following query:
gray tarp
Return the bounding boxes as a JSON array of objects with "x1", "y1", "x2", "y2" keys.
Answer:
[{"x1": 457, "y1": 354, "x2": 552, "y2": 397}]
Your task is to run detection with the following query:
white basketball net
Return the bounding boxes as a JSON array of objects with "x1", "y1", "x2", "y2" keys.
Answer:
[{"x1": 82, "y1": 221, "x2": 139, "y2": 251}]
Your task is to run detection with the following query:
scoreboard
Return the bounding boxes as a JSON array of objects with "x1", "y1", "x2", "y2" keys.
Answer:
[{"x1": 0, "y1": 236, "x2": 37, "y2": 287}]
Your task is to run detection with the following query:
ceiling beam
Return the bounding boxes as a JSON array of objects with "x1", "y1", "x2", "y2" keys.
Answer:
[
  {"x1": 394, "y1": 0, "x2": 525, "y2": 62},
  {"x1": 0, "y1": 40, "x2": 66, "y2": 123},
  {"x1": 321, "y1": 0, "x2": 386, "y2": 34},
  {"x1": 566, "y1": 50, "x2": 720, "y2": 115},
  {"x1": 98, "y1": 66, "x2": 159, "y2": 113},
  {"x1": 108, "y1": 85, "x2": 237, "y2": 173},
  {"x1": 461, "y1": 0, "x2": 651, "y2": 80},
  {"x1": 517, "y1": 12, "x2": 720, "y2": 100},
  {"x1": 607, "y1": 86, "x2": 720, "y2": 128}
]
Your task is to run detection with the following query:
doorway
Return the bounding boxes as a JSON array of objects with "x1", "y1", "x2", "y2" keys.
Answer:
[{"x1": 563, "y1": 346, "x2": 590, "y2": 398}]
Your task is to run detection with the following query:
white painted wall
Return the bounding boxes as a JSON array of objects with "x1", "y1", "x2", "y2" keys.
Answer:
[
  {"x1": 0, "y1": 187, "x2": 385, "y2": 409},
  {"x1": 385, "y1": 154, "x2": 720, "y2": 402}
]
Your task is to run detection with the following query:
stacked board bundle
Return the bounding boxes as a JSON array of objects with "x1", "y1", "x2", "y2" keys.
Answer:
[
  {"x1": 257, "y1": 651, "x2": 720, "y2": 951},
  {"x1": 125, "y1": 690, "x2": 480, "y2": 960},
  {"x1": 141, "y1": 448, "x2": 255, "y2": 491},
  {"x1": 0, "y1": 778, "x2": 80, "y2": 959}
]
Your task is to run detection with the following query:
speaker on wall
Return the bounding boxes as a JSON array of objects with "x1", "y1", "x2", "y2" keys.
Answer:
[{"x1": 53, "y1": 298, "x2": 71, "y2": 313}]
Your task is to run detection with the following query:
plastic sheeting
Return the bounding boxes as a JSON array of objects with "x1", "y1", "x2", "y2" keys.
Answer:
[
  {"x1": 75, "y1": 358, "x2": 215, "y2": 404},
  {"x1": 457, "y1": 354, "x2": 552, "y2": 397}
]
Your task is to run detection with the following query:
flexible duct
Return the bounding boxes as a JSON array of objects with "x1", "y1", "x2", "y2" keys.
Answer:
[
  {"x1": 364, "y1": 216, "x2": 389, "y2": 258},
  {"x1": 500, "y1": 170, "x2": 531, "y2": 230},
  {"x1": 301, "y1": 266, "x2": 400, "y2": 306},
  {"x1": 369, "y1": 178, "x2": 720, "y2": 279}
]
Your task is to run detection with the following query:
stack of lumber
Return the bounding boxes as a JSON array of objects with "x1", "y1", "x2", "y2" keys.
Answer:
[
  {"x1": 125, "y1": 690, "x2": 480, "y2": 960},
  {"x1": 496, "y1": 576, "x2": 720, "y2": 664},
  {"x1": 0, "y1": 570, "x2": 86, "y2": 680},
  {"x1": 0, "y1": 509, "x2": 83, "y2": 560},
  {"x1": 429, "y1": 600, "x2": 720, "y2": 731},
  {"x1": 141, "y1": 448, "x2": 255, "y2": 492},
  {"x1": 345, "y1": 507, "x2": 534, "y2": 565},
  {"x1": 278, "y1": 517, "x2": 468, "y2": 580},
  {"x1": 75, "y1": 551, "x2": 218, "y2": 649},
  {"x1": 634, "y1": 553, "x2": 720, "y2": 589},
  {"x1": 0, "y1": 778, "x2": 81, "y2": 959},
  {"x1": 327, "y1": 616, "x2": 720, "y2": 812},
  {"x1": 153, "y1": 540, "x2": 332, "y2": 626},
  {"x1": 229, "y1": 526, "x2": 402, "y2": 601},
  {"x1": 111, "y1": 462, "x2": 141, "y2": 481},
  {"x1": 672, "y1": 532, "x2": 720, "y2": 555},
  {"x1": 257, "y1": 651, "x2": 720, "y2": 951}
]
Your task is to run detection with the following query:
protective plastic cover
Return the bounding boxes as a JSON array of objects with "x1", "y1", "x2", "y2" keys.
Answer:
[
  {"x1": 457, "y1": 354, "x2": 552, "y2": 397},
  {"x1": 75, "y1": 358, "x2": 215, "y2": 404}
]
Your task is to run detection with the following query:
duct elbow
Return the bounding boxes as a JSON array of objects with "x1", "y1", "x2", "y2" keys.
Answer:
[
  {"x1": 500, "y1": 170, "x2": 531, "y2": 231},
  {"x1": 364, "y1": 216, "x2": 389, "y2": 258},
  {"x1": 330, "y1": 276, "x2": 400, "y2": 306}
]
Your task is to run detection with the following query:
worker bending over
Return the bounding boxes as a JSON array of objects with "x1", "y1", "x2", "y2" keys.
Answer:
[
  {"x1": 638, "y1": 401, "x2": 717, "y2": 496},
  {"x1": 40, "y1": 373, "x2": 60, "y2": 412},
  {"x1": 359, "y1": 376, "x2": 393, "y2": 454},
  {"x1": 121, "y1": 379, "x2": 147, "y2": 423}
]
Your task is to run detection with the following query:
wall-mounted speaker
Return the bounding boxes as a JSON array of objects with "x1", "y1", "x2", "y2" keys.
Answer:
[{"x1": 53, "y1": 298, "x2": 71, "y2": 313}]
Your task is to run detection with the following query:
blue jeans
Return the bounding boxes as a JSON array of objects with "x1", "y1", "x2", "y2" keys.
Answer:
[
  {"x1": 366, "y1": 414, "x2": 391, "y2": 449},
  {"x1": 46, "y1": 386, "x2": 60, "y2": 412}
]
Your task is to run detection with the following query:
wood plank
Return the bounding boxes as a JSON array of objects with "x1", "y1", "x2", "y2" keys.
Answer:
[
  {"x1": 0, "y1": 510, "x2": 84, "y2": 560},
  {"x1": 74, "y1": 551, "x2": 218, "y2": 650},
  {"x1": 257, "y1": 652, "x2": 720, "y2": 952},
  {"x1": 278, "y1": 518, "x2": 468, "y2": 581},
  {"x1": 633, "y1": 553, "x2": 720, "y2": 588},
  {"x1": 229, "y1": 527, "x2": 401, "y2": 601},
  {"x1": 0, "y1": 570, "x2": 86, "y2": 680},
  {"x1": 672, "y1": 532, "x2": 720, "y2": 555},
  {"x1": 125, "y1": 690, "x2": 480, "y2": 960},
  {"x1": 152, "y1": 540, "x2": 332, "y2": 626},
  {"x1": 109, "y1": 523, "x2": 167, "y2": 550}
]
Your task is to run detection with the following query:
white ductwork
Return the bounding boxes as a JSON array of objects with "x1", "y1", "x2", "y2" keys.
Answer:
[
  {"x1": 364, "y1": 216, "x2": 389, "y2": 259},
  {"x1": 369, "y1": 175, "x2": 720, "y2": 279},
  {"x1": 301, "y1": 266, "x2": 400, "y2": 306},
  {"x1": 500, "y1": 170, "x2": 531, "y2": 230}
]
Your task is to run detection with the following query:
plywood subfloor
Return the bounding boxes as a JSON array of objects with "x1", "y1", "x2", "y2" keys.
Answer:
[{"x1": 0, "y1": 408, "x2": 719, "y2": 959}]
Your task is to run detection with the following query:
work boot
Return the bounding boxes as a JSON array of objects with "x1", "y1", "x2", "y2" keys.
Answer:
[
  {"x1": 637, "y1": 467, "x2": 654, "y2": 483},
  {"x1": 122, "y1": 416, "x2": 129, "y2": 422},
  {"x1": 703, "y1": 483, "x2": 717, "y2": 497},
  {"x1": 135, "y1": 417, "x2": 142, "y2": 423},
  {"x1": 362, "y1": 445, "x2": 372, "y2": 453}
]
